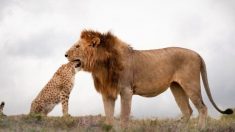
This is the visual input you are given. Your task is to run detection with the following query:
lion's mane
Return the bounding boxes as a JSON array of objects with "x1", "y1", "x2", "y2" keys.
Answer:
[{"x1": 81, "y1": 30, "x2": 132, "y2": 99}]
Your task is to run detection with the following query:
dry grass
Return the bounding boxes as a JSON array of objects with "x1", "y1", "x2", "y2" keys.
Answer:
[{"x1": 0, "y1": 114, "x2": 235, "y2": 132}]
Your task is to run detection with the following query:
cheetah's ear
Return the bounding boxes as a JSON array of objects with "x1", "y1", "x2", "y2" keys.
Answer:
[
  {"x1": 90, "y1": 37, "x2": 100, "y2": 47},
  {"x1": 0, "y1": 102, "x2": 4, "y2": 107}
]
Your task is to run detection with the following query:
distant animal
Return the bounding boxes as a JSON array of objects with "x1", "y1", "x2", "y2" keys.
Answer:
[
  {"x1": 65, "y1": 30, "x2": 233, "y2": 129},
  {"x1": 30, "y1": 61, "x2": 81, "y2": 116},
  {"x1": 0, "y1": 102, "x2": 6, "y2": 116}
]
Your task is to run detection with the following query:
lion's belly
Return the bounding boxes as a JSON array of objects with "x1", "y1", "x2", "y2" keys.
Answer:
[
  {"x1": 133, "y1": 82, "x2": 171, "y2": 97},
  {"x1": 132, "y1": 69, "x2": 173, "y2": 97}
]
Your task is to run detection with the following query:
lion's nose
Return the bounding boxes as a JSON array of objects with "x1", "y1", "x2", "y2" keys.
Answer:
[{"x1": 65, "y1": 54, "x2": 68, "y2": 57}]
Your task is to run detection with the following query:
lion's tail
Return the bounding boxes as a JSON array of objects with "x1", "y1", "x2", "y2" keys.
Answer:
[{"x1": 200, "y1": 57, "x2": 233, "y2": 114}]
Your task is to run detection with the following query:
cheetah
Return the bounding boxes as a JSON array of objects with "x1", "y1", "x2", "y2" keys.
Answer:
[
  {"x1": 30, "y1": 61, "x2": 81, "y2": 116},
  {"x1": 0, "y1": 102, "x2": 5, "y2": 116}
]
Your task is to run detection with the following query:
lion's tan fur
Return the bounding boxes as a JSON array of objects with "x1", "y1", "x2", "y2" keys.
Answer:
[{"x1": 66, "y1": 30, "x2": 233, "y2": 129}]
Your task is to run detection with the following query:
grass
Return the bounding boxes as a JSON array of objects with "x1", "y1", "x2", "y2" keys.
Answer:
[{"x1": 0, "y1": 114, "x2": 235, "y2": 132}]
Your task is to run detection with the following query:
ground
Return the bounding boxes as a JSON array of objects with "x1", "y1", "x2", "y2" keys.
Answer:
[{"x1": 0, "y1": 114, "x2": 235, "y2": 132}]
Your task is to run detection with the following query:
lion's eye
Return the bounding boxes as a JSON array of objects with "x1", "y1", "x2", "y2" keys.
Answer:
[
  {"x1": 89, "y1": 43, "x2": 95, "y2": 47},
  {"x1": 75, "y1": 45, "x2": 80, "y2": 48}
]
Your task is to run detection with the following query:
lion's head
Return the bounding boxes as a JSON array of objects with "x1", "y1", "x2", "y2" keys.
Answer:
[
  {"x1": 65, "y1": 30, "x2": 130, "y2": 98},
  {"x1": 65, "y1": 30, "x2": 119, "y2": 71},
  {"x1": 65, "y1": 33, "x2": 96, "y2": 71}
]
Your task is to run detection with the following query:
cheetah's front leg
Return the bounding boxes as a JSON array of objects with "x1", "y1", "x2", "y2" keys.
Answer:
[{"x1": 60, "y1": 90, "x2": 71, "y2": 117}]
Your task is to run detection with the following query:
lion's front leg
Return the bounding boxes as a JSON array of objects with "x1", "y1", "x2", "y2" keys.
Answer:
[
  {"x1": 102, "y1": 94, "x2": 116, "y2": 125},
  {"x1": 120, "y1": 88, "x2": 133, "y2": 127}
]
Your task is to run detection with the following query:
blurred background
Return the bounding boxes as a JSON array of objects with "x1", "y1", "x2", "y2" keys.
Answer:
[{"x1": 0, "y1": 0, "x2": 234, "y2": 119}]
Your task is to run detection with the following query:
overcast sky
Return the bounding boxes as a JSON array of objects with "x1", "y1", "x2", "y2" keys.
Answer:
[{"x1": 0, "y1": 0, "x2": 235, "y2": 119}]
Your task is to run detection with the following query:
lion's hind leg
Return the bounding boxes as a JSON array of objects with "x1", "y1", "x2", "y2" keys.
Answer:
[
  {"x1": 180, "y1": 81, "x2": 208, "y2": 130},
  {"x1": 170, "y1": 82, "x2": 192, "y2": 123}
]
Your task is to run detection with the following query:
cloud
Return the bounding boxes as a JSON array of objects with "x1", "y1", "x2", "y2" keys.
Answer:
[
  {"x1": 0, "y1": 0, "x2": 15, "y2": 21},
  {"x1": 3, "y1": 30, "x2": 56, "y2": 58}
]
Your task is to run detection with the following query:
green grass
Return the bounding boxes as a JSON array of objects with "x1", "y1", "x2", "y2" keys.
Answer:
[{"x1": 0, "y1": 114, "x2": 235, "y2": 132}]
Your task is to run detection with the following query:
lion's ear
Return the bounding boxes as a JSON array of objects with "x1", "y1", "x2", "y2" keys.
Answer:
[{"x1": 91, "y1": 37, "x2": 100, "y2": 47}]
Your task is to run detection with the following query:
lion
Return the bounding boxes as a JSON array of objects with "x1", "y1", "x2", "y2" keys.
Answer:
[{"x1": 65, "y1": 30, "x2": 233, "y2": 129}]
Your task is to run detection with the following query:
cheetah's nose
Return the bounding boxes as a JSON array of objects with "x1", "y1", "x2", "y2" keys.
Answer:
[{"x1": 65, "y1": 54, "x2": 68, "y2": 57}]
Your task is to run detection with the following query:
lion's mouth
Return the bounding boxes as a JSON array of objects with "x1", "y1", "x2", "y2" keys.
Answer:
[{"x1": 73, "y1": 59, "x2": 81, "y2": 68}]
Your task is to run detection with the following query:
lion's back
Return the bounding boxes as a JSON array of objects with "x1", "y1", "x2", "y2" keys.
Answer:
[{"x1": 133, "y1": 47, "x2": 201, "y2": 67}]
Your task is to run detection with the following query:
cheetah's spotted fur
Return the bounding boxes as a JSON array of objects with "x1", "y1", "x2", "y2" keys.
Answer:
[{"x1": 30, "y1": 61, "x2": 80, "y2": 116}]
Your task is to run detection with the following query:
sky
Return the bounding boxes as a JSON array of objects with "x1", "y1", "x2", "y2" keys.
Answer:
[{"x1": 0, "y1": 0, "x2": 235, "y2": 119}]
